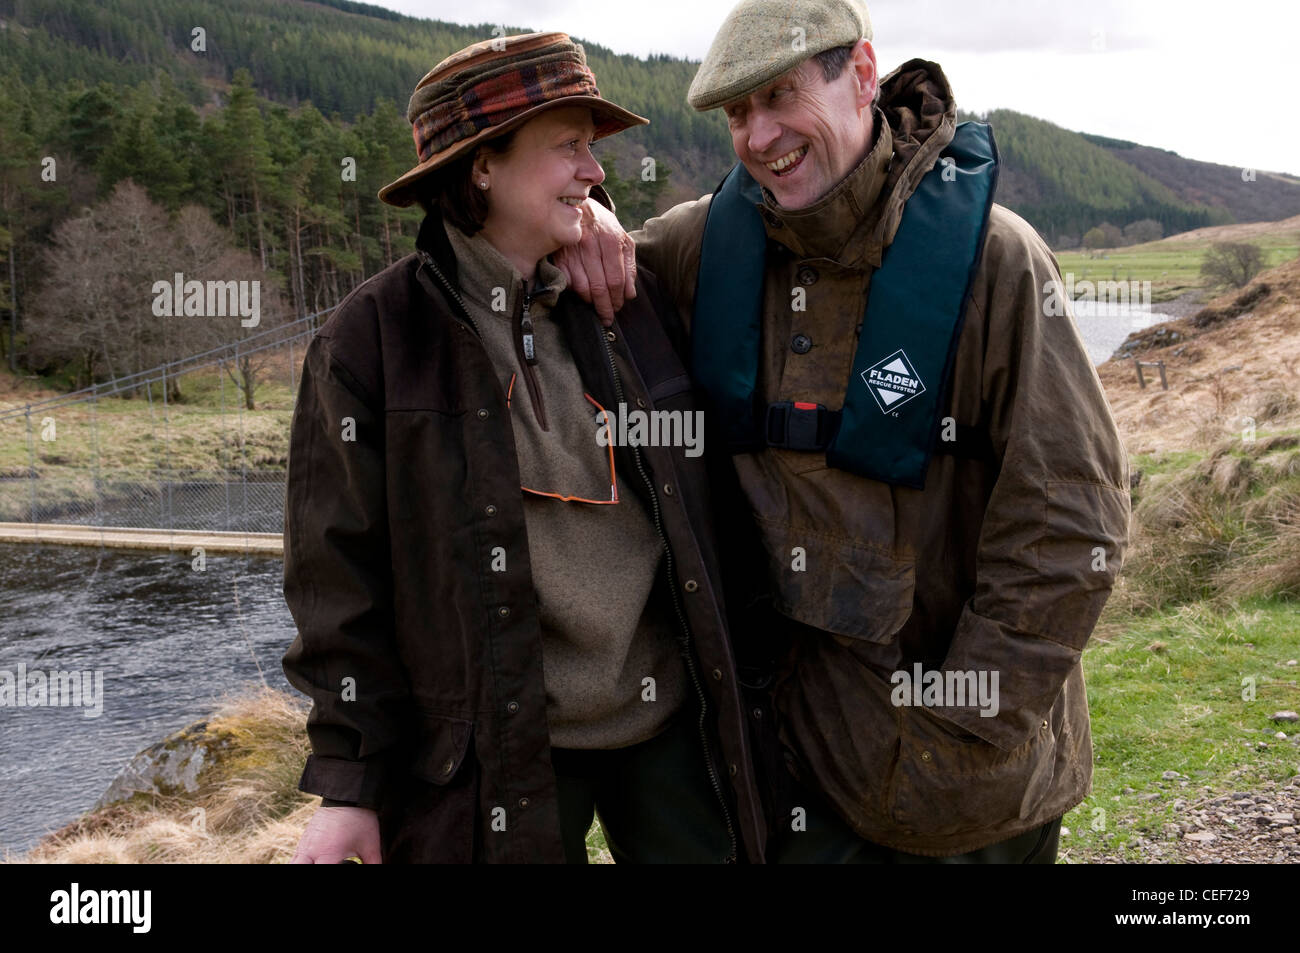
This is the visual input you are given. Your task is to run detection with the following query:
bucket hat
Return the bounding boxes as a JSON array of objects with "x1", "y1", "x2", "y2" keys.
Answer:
[{"x1": 379, "y1": 31, "x2": 648, "y2": 207}]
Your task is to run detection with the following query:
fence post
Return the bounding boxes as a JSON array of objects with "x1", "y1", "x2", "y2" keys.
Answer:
[
  {"x1": 24, "y1": 404, "x2": 37, "y2": 528},
  {"x1": 91, "y1": 380, "x2": 102, "y2": 529},
  {"x1": 1134, "y1": 356, "x2": 1146, "y2": 390},
  {"x1": 160, "y1": 362, "x2": 169, "y2": 529}
]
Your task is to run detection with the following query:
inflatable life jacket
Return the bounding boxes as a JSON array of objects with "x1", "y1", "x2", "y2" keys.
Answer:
[{"x1": 690, "y1": 121, "x2": 999, "y2": 490}]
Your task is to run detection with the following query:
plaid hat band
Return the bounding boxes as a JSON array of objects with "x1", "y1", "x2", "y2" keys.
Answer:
[{"x1": 410, "y1": 45, "x2": 601, "y2": 162}]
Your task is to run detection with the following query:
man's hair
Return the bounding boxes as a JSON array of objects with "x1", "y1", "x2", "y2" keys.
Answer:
[
  {"x1": 413, "y1": 130, "x2": 518, "y2": 235},
  {"x1": 813, "y1": 44, "x2": 856, "y2": 83}
]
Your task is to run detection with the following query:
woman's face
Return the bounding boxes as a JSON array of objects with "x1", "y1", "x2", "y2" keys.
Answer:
[{"x1": 475, "y1": 107, "x2": 606, "y2": 267}]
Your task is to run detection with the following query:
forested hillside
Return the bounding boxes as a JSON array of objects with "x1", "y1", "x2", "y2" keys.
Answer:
[{"x1": 2, "y1": 0, "x2": 1298, "y2": 393}]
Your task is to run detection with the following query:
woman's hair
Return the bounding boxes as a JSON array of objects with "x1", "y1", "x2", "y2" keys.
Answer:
[{"x1": 413, "y1": 129, "x2": 518, "y2": 235}]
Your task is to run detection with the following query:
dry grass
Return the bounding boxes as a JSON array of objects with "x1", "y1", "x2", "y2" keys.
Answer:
[
  {"x1": 1113, "y1": 435, "x2": 1300, "y2": 616},
  {"x1": 11, "y1": 688, "x2": 317, "y2": 864}
]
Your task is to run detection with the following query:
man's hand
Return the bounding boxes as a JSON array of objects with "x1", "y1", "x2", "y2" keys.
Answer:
[
  {"x1": 291, "y1": 805, "x2": 381, "y2": 864},
  {"x1": 553, "y1": 198, "x2": 636, "y2": 326}
]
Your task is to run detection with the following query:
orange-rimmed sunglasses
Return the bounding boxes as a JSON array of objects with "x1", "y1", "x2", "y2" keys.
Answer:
[{"x1": 506, "y1": 372, "x2": 620, "y2": 505}]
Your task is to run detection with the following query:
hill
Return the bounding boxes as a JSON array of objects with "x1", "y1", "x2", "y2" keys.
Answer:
[
  {"x1": 2, "y1": 0, "x2": 1299, "y2": 238},
  {"x1": 1086, "y1": 133, "x2": 1300, "y2": 226}
]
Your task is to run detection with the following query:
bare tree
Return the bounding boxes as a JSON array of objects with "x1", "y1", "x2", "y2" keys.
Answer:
[
  {"x1": 1200, "y1": 241, "x2": 1266, "y2": 290},
  {"x1": 26, "y1": 180, "x2": 286, "y2": 403},
  {"x1": 1123, "y1": 219, "x2": 1163, "y2": 245}
]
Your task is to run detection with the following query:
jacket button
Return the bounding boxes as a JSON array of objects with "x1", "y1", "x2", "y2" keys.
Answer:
[
  {"x1": 605, "y1": 329, "x2": 617, "y2": 343},
  {"x1": 1041, "y1": 720, "x2": 1049, "y2": 731},
  {"x1": 662, "y1": 483, "x2": 674, "y2": 496},
  {"x1": 752, "y1": 707, "x2": 763, "y2": 720},
  {"x1": 507, "y1": 701, "x2": 519, "y2": 714},
  {"x1": 684, "y1": 579, "x2": 699, "y2": 593},
  {"x1": 441, "y1": 758, "x2": 455, "y2": 775},
  {"x1": 518, "y1": 797, "x2": 530, "y2": 809},
  {"x1": 485, "y1": 504, "x2": 498, "y2": 516},
  {"x1": 920, "y1": 750, "x2": 932, "y2": 762},
  {"x1": 729, "y1": 763, "x2": 738, "y2": 777},
  {"x1": 797, "y1": 265, "x2": 819, "y2": 286},
  {"x1": 498, "y1": 606, "x2": 510, "y2": 618},
  {"x1": 477, "y1": 408, "x2": 489, "y2": 419},
  {"x1": 636, "y1": 397, "x2": 647, "y2": 409},
  {"x1": 791, "y1": 334, "x2": 812, "y2": 354},
  {"x1": 711, "y1": 668, "x2": 723, "y2": 681}
]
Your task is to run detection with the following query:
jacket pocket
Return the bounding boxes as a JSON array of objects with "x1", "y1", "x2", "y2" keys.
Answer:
[
  {"x1": 755, "y1": 515, "x2": 916, "y2": 643},
  {"x1": 888, "y1": 702, "x2": 1059, "y2": 841},
  {"x1": 380, "y1": 712, "x2": 479, "y2": 863}
]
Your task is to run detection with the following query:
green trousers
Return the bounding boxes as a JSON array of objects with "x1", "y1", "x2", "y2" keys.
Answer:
[{"x1": 551, "y1": 710, "x2": 736, "y2": 864}]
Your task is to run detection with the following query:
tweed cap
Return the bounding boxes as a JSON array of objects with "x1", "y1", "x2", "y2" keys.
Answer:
[
  {"x1": 687, "y1": 0, "x2": 872, "y2": 111},
  {"x1": 379, "y1": 32, "x2": 647, "y2": 207}
]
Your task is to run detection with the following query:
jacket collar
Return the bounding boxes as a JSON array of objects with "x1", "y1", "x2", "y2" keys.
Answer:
[{"x1": 416, "y1": 211, "x2": 460, "y2": 287}]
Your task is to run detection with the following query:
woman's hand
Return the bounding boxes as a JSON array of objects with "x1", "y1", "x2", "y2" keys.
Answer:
[
  {"x1": 553, "y1": 198, "x2": 637, "y2": 326},
  {"x1": 291, "y1": 805, "x2": 382, "y2": 864}
]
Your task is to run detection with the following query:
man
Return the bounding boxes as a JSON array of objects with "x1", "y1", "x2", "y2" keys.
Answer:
[{"x1": 558, "y1": 0, "x2": 1131, "y2": 862}]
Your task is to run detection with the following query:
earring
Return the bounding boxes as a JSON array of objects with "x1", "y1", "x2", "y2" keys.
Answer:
[{"x1": 478, "y1": 181, "x2": 489, "y2": 190}]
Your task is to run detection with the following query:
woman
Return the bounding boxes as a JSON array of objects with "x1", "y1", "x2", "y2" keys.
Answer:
[{"x1": 281, "y1": 32, "x2": 765, "y2": 863}]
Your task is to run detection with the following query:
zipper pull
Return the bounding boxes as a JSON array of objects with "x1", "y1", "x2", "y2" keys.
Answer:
[{"x1": 521, "y1": 292, "x2": 538, "y2": 365}]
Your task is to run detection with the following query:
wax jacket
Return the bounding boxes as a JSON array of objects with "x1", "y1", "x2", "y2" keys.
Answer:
[
  {"x1": 281, "y1": 212, "x2": 766, "y2": 863},
  {"x1": 630, "y1": 59, "x2": 1132, "y2": 855}
]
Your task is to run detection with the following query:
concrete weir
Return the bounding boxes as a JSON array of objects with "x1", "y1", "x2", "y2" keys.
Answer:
[{"x1": 0, "y1": 522, "x2": 282, "y2": 555}]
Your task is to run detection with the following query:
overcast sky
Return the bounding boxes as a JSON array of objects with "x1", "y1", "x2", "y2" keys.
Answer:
[{"x1": 370, "y1": 0, "x2": 1298, "y2": 176}]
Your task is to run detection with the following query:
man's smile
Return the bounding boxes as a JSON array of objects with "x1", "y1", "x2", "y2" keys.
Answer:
[{"x1": 765, "y1": 144, "x2": 809, "y2": 176}]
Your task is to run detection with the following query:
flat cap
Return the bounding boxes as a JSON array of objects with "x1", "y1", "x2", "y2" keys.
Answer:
[{"x1": 687, "y1": 0, "x2": 872, "y2": 111}]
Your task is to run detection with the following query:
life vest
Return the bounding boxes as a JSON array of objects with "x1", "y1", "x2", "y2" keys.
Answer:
[{"x1": 690, "y1": 121, "x2": 999, "y2": 490}]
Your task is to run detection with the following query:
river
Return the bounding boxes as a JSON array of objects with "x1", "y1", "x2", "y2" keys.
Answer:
[{"x1": 0, "y1": 543, "x2": 296, "y2": 857}]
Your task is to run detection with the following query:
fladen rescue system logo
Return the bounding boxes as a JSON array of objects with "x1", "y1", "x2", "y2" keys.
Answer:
[{"x1": 863, "y1": 349, "x2": 926, "y2": 414}]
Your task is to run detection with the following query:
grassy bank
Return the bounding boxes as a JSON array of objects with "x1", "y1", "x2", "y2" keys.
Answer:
[
  {"x1": 1055, "y1": 219, "x2": 1299, "y2": 303},
  {"x1": 7, "y1": 688, "x2": 613, "y2": 865},
  {"x1": 0, "y1": 370, "x2": 297, "y2": 480}
]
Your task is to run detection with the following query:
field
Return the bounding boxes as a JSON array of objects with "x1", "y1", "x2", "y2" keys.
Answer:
[{"x1": 1055, "y1": 216, "x2": 1300, "y2": 302}]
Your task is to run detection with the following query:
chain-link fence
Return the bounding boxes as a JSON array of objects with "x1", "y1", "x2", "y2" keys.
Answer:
[{"x1": 0, "y1": 307, "x2": 334, "y2": 535}]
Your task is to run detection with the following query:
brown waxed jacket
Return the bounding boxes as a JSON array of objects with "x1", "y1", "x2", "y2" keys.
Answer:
[
  {"x1": 630, "y1": 59, "x2": 1132, "y2": 855},
  {"x1": 281, "y1": 211, "x2": 766, "y2": 863}
]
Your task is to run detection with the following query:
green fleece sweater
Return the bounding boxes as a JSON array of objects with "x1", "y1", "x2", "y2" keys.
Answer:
[{"x1": 445, "y1": 224, "x2": 686, "y2": 749}]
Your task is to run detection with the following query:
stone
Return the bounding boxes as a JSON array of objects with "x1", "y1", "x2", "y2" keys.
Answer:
[{"x1": 93, "y1": 719, "x2": 233, "y2": 809}]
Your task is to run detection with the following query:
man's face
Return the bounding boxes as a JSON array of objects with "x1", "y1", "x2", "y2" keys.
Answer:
[{"x1": 722, "y1": 43, "x2": 876, "y2": 210}]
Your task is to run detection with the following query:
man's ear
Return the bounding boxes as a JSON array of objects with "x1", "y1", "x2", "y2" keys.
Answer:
[{"x1": 852, "y1": 39, "x2": 878, "y2": 111}]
